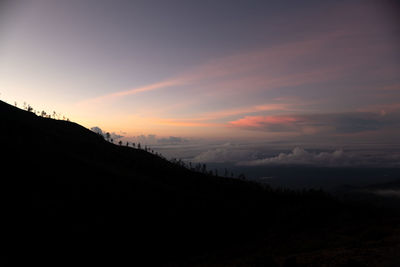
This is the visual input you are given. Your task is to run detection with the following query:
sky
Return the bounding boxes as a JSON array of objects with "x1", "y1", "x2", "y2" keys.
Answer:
[{"x1": 1, "y1": 0, "x2": 399, "y2": 147}]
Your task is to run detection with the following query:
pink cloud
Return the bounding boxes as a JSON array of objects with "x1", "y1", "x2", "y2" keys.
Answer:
[
  {"x1": 76, "y1": 79, "x2": 184, "y2": 107},
  {"x1": 198, "y1": 103, "x2": 290, "y2": 121},
  {"x1": 78, "y1": 30, "x2": 350, "y2": 108},
  {"x1": 76, "y1": 0, "x2": 399, "y2": 132},
  {"x1": 229, "y1": 115, "x2": 300, "y2": 131},
  {"x1": 229, "y1": 111, "x2": 400, "y2": 137}
]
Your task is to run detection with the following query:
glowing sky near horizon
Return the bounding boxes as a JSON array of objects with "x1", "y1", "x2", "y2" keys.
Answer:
[{"x1": 0, "y1": 0, "x2": 399, "y2": 143}]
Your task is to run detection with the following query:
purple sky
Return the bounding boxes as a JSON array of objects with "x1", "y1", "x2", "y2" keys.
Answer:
[{"x1": 1, "y1": 0, "x2": 399, "y2": 145}]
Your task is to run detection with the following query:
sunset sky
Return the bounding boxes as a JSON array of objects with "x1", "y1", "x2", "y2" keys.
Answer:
[{"x1": 1, "y1": 0, "x2": 399, "y2": 145}]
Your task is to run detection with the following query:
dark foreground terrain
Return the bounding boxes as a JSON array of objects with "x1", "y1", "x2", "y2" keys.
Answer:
[{"x1": 2, "y1": 100, "x2": 399, "y2": 266}]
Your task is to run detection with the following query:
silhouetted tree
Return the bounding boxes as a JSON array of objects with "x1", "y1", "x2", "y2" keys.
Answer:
[
  {"x1": 118, "y1": 140, "x2": 122, "y2": 146},
  {"x1": 178, "y1": 159, "x2": 186, "y2": 168},
  {"x1": 238, "y1": 173, "x2": 246, "y2": 180},
  {"x1": 137, "y1": 143, "x2": 141, "y2": 149},
  {"x1": 126, "y1": 141, "x2": 129, "y2": 147},
  {"x1": 132, "y1": 142, "x2": 135, "y2": 148},
  {"x1": 202, "y1": 164, "x2": 207, "y2": 174},
  {"x1": 105, "y1": 132, "x2": 110, "y2": 142},
  {"x1": 195, "y1": 163, "x2": 201, "y2": 172}
]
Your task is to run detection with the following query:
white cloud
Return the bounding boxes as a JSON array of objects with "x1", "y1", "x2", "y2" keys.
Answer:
[
  {"x1": 238, "y1": 147, "x2": 353, "y2": 166},
  {"x1": 110, "y1": 132, "x2": 123, "y2": 140},
  {"x1": 132, "y1": 134, "x2": 157, "y2": 145},
  {"x1": 191, "y1": 145, "x2": 400, "y2": 167},
  {"x1": 192, "y1": 143, "x2": 257, "y2": 163},
  {"x1": 90, "y1": 126, "x2": 123, "y2": 140},
  {"x1": 127, "y1": 135, "x2": 189, "y2": 146},
  {"x1": 157, "y1": 136, "x2": 188, "y2": 145},
  {"x1": 90, "y1": 126, "x2": 103, "y2": 135}
]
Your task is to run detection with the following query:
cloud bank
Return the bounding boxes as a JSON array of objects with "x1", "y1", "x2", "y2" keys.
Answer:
[
  {"x1": 192, "y1": 144, "x2": 256, "y2": 163},
  {"x1": 239, "y1": 147, "x2": 351, "y2": 167},
  {"x1": 90, "y1": 126, "x2": 103, "y2": 135},
  {"x1": 186, "y1": 141, "x2": 400, "y2": 168},
  {"x1": 90, "y1": 126, "x2": 123, "y2": 140},
  {"x1": 158, "y1": 136, "x2": 188, "y2": 145},
  {"x1": 238, "y1": 147, "x2": 400, "y2": 167}
]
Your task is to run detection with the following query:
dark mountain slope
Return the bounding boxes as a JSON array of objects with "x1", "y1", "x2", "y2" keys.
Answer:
[{"x1": 1, "y1": 100, "x2": 398, "y2": 265}]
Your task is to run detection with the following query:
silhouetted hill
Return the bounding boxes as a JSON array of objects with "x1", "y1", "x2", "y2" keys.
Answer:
[{"x1": 2, "y1": 100, "x2": 399, "y2": 266}]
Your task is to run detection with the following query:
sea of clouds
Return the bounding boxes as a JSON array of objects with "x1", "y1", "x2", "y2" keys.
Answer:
[
  {"x1": 191, "y1": 143, "x2": 400, "y2": 168},
  {"x1": 90, "y1": 126, "x2": 400, "y2": 168}
]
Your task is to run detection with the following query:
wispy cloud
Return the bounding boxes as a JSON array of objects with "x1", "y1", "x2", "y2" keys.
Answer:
[
  {"x1": 229, "y1": 115, "x2": 300, "y2": 132},
  {"x1": 202, "y1": 104, "x2": 290, "y2": 119},
  {"x1": 152, "y1": 103, "x2": 292, "y2": 129},
  {"x1": 229, "y1": 111, "x2": 400, "y2": 135},
  {"x1": 77, "y1": 29, "x2": 359, "y2": 108},
  {"x1": 74, "y1": 1, "x2": 399, "y2": 142},
  {"x1": 155, "y1": 118, "x2": 221, "y2": 128},
  {"x1": 77, "y1": 79, "x2": 184, "y2": 107}
]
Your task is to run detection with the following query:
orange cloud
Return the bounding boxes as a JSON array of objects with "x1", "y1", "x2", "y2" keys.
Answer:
[
  {"x1": 228, "y1": 110, "x2": 400, "y2": 137},
  {"x1": 229, "y1": 116, "x2": 299, "y2": 128},
  {"x1": 153, "y1": 103, "x2": 291, "y2": 128}
]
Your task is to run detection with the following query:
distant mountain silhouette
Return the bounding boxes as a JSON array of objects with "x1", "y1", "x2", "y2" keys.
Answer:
[{"x1": 2, "y1": 100, "x2": 399, "y2": 266}]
